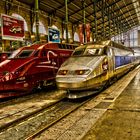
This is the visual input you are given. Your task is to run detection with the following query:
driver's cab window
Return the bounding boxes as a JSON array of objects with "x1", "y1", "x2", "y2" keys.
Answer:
[
  {"x1": 72, "y1": 48, "x2": 85, "y2": 56},
  {"x1": 16, "y1": 50, "x2": 34, "y2": 58},
  {"x1": 85, "y1": 48, "x2": 103, "y2": 55}
]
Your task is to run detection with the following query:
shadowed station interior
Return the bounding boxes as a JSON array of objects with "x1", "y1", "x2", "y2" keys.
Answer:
[{"x1": 0, "y1": 0, "x2": 140, "y2": 139}]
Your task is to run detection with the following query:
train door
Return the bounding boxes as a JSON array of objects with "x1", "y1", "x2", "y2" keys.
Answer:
[
  {"x1": 47, "y1": 49, "x2": 59, "y2": 76},
  {"x1": 107, "y1": 47, "x2": 114, "y2": 77},
  {"x1": 39, "y1": 48, "x2": 59, "y2": 78}
]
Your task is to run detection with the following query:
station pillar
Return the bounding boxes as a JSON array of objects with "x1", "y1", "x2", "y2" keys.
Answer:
[
  {"x1": 65, "y1": 0, "x2": 69, "y2": 43},
  {"x1": 35, "y1": 0, "x2": 40, "y2": 41}
]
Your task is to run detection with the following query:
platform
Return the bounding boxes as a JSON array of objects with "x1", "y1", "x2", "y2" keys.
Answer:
[{"x1": 82, "y1": 67, "x2": 140, "y2": 140}]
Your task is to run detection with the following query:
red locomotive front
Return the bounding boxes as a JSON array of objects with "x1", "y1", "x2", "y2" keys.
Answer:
[{"x1": 0, "y1": 42, "x2": 77, "y2": 98}]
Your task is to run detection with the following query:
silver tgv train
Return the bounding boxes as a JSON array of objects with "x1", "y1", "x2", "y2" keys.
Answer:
[{"x1": 56, "y1": 40, "x2": 139, "y2": 98}]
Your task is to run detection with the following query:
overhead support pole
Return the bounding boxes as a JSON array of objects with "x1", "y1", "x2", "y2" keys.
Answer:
[
  {"x1": 120, "y1": 15, "x2": 123, "y2": 42},
  {"x1": 107, "y1": 6, "x2": 111, "y2": 39},
  {"x1": 35, "y1": 0, "x2": 40, "y2": 41},
  {"x1": 112, "y1": 5, "x2": 117, "y2": 37},
  {"x1": 92, "y1": 0, "x2": 97, "y2": 42},
  {"x1": 116, "y1": 13, "x2": 120, "y2": 39},
  {"x1": 61, "y1": 20, "x2": 65, "y2": 41},
  {"x1": 72, "y1": 24, "x2": 74, "y2": 42},
  {"x1": 5, "y1": 0, "x2": 12, "y2": 15},
  {"x1": 101, "y1": 0, "x2": 105, "y2": 40},
  {"x1": 30, "y1": 6, "x2": 34, "y2": 35},
  {"x1": 48, "y1": 14, "x2": 52, "y2": 27},
  {"x1": 81, "y1": 0, "x2": 86, "y2": 43},
  {"x1": 65, "y1": 0, "x2": 69, "y2": 43}
]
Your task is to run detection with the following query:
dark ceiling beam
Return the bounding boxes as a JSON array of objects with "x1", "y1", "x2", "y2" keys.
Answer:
[
  {"x1": 97, "y1": 16, "x2": 138, "y2": 32},
  {"x1": 98, "y1": 20, "x2": 137, "y2": 39},
  {"x1": 122, "y1": 0, "x2": 136, "y2": 27},
  {"x1": 72, "y1": 0, "x2": 121, "y2": 24},
  {"x1": 68, "y1": 1, "x2": 100, "y2": 18},
  {"x1": 104, "y1": 19, "x2": 138, "y2": 38},
  {"x1": 90, "y1": 12, "x2": 138, "y2": 39},
  {"x1": 40, "y1": 1, "x2": 57, "y2": 11},
  {"x1": 72, "y1": 5, "x2": 138, "y2": 32},
  {"x1": 92, "y1": 12, "x2": 138, "y2": 31},
  {"x1": 85, "y1": 7, "x2": 136, "y2": 30},
  {"x1": 40, "y1": 0, "x2": 92, "y2": 23},
  {"x1": 112, "y1": 8, "x2": 135, "y2": 20},
  {"x1": 111, "y1": 2, "x2": 136, "y2": 31},
  {"x1": 48, "y1": 0, "x2": 75, "y2": 14},
  {"x1": 93, "y1": 0, "x2": 131, "y2": 34},
  {"x1": 76, "y1": 1, "x2": 136, "y2": 27},
  {"x1": 41, "y1": 0, "x2": 95, "y2": 25}
]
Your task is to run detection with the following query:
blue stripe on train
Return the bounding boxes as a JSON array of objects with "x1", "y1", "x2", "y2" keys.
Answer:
[{"x1": 115, "y1": 56, "x2": 132, "y2": 68}]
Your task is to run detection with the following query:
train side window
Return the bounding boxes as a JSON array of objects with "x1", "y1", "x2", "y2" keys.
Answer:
[
  {"x1": 41, "y1": 50, "x2": 47, "y2": 57},
  {"x1": 61, "y1": 44, "x2": 65, "y2": 49},
  {"x1": 58, "y1": 44, "x2": 62, "y2": 49},
  {"x1": 72, "y1": 48, "x2": 85, "y2": 56}
]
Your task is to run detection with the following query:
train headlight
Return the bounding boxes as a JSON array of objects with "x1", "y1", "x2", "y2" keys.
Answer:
[
  {"x1": 17, "y1": 76, "x2": 26, "y2": 81},
  {"x1": 57, "y1": 70, "x2": 68, "y2": 75},
  {"x1": 2, "y1": 71, "x2": 13, "y2": 81},
  {"x1": 75, "y1": 69, "x2": 91, "y2": 75},
  {"x1": 3, "y1": 71, "x2": 10, "y2": 76}
]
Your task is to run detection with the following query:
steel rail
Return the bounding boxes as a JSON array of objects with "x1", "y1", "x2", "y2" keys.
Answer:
[
  {"x1": 25, "y1": 98, "x2": 92, "y2": 140},
  {"x1": 0, "y1": 90, "x2": 65, "y2": 133}
]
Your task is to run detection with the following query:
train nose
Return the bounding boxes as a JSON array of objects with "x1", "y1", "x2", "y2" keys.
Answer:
[
  {"x1": 56, "y1": 69, "x2": 90, "y2": 90},
  {"x1": 56, "y1": 77, "x2": 86, "y2": 90}
]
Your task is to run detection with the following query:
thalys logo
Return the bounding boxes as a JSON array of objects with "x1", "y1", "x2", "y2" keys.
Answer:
[{"x1": 9, "y1": 26, "x2": 22, "y2": 33}]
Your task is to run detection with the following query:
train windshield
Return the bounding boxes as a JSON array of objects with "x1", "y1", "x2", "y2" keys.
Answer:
[
  {"x1": 16, "y1": 50, "x2": 34, "y2": 58},
  {"x1": 84, "y1": 48, "x2": 104, "y2": 56},
  {"x1": 72, "y1": 48, "x2": 85, "y2": 56},
  {"x1": 8, "y1": 49, "x2": 21, "y2": 58},
  {"x1": 9, "y1": 49, "x2": 34, "y2": 58}
]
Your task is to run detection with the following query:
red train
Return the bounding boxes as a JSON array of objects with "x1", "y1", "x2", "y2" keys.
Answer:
[
  {"x1": 0, "y1": 42, "x2": 77, "y2": 98},
  {"x1": 0, "y1": 52, "x2": 11, "y2": 62}
]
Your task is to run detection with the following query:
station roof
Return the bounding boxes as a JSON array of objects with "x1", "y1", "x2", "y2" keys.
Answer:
[{"x1": 17, "y1": 0, "x2": 140, "y2": 38}]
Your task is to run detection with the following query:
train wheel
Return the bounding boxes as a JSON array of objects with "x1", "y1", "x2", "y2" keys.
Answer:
[
  {"x1": 31, "y1": 81, "x2": 44, "y2": 93},
  {"x1": 104, "y1": 80, "x2": 110, "y2": 89},
  {"x1": 109, "y1": 76, "x2": 117, "y2": 85},
  {"x1": 45, "y1": 80, "x2": 56, "y2": 87},
  {"x1": 37, "y1": 81, "x2": 44, "y2": 90}
]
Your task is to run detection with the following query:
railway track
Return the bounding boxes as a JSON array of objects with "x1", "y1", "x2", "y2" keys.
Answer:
[
  {"x1": 0, "y1": 96, "x2": 91, "y2": 140},
  {"x1": 0, "y1": 89, "x2": 66, "y2": 133},
  {"x1": 25, "y1": 98, "x2": 91, "y2": 140}
]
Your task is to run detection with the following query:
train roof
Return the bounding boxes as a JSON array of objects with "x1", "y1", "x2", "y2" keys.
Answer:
[
  {"x1": 77, "y1": 40, "x2": 133, "y2": 52},
  {"x1": 19, "y1": 42, "x2": 78, "y2": 51}
]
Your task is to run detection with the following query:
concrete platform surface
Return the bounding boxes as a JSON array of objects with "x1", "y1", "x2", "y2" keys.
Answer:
[{"x1": 82, "y1": 71, "x2": 140, "y2": 140}]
